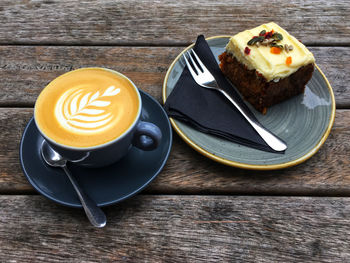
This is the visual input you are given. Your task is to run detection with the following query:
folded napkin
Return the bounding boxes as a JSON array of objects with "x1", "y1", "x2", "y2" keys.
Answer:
[{"x1": 164, "y1": 35, "x2": 284, "y2": 153}]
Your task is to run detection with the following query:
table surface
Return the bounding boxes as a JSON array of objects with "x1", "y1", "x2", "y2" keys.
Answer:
[{"x1": 0, "y1": 1, "x2": 349, "y2": 262}]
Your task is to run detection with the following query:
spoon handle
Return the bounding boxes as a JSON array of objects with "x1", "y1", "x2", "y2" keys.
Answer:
[{"x1": 63, "y1": 166, "x2": 107, "y2": 228}]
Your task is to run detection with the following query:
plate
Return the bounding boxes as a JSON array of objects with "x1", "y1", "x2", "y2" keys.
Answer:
[
  {"x1": 20, "y1": 90, "x2": 172, "y2": 208},
  {"x1": 162, "y1": 36, "x2": 335, "y2": 170}
]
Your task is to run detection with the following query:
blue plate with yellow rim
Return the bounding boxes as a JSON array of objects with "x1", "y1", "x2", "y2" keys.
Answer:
[
  {"x1": 162, "y1": 36, "x2": 335, "y2": 170},
  {"x1": 20, "y1": 89, "x2": 172, "y2": 207}
]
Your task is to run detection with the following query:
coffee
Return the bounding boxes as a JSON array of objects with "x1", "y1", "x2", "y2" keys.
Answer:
[{"x1": 35, "y1": 68, "x2": 140, "y2": 148}]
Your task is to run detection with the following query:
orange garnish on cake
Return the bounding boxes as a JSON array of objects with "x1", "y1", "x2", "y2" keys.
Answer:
[
  {"x1": 270, "y1": 47, "x2": 281, "y2": 54},
  {"x1": 286, "y1": 56, "x2": 292, "y2": 65}
]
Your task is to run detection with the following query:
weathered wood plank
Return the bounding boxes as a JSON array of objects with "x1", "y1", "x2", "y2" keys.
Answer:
[
  {"x1": 0, "y1": 46, "x2": 349, "y2": 107},
  {"x1": 0, "y1": 195, "x2": 349, "y2": 262},
  {"x1": 1, "y1": 108, "x2": 349, "y2": 195},
  {"x1": 0, "y1": 0, "x2": 349, "y2": 45},
  {"x1": 0, "y1": 109, "x2": 33, "y2": 193}
]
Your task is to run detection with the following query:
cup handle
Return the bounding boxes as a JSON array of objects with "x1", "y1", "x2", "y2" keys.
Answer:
[{"x1": 132, "y1": 121, "x2": 162, "y2": 151}]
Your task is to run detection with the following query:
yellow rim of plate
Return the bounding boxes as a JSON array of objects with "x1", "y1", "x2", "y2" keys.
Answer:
[{"x1": 162, "y1": 35, "x2": 336, "y2": 170}]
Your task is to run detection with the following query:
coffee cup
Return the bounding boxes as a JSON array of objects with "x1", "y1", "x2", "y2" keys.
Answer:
[{"x1": 34, "y1": 67, "x2": 162, "y2": 167}]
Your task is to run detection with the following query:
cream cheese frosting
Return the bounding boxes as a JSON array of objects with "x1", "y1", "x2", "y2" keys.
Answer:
[{"x1": 225, "y1": 22, "x2": 315, "y2": 82}]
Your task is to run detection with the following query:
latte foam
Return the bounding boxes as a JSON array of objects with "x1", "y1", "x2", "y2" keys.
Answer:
[
  {"x1": 35, "y1": 68, "x2": 140, "y2": 148},
  {"x1": 55, "y1": 85, "x2": 120, "y2": 132}
]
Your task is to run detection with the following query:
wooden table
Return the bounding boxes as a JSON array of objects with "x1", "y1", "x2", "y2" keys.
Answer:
[{"x1": 0, "y1": 1, "x2": 349, "y2": 262}]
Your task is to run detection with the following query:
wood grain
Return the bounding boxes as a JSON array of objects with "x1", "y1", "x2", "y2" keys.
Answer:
[
  {"x1": 0, "y1": 195, "x2": 349, "y2": 262},
  {"x1": 0, "y1": 0, "x2": 349, "y2": 45},
  {"x1": 0, "y1": 46, "x2": 349, "y2": 107},
  {"x1": 1, "y1": 1, "x2": 349, "y2": 260},
  {"x1": 1, "y1": 108, "x2": 349, "y2": 196}
]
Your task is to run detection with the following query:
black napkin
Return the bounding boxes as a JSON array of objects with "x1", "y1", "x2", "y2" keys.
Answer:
[{"x1": 164, "y1": 35, "x2": 284, "y2": 153}]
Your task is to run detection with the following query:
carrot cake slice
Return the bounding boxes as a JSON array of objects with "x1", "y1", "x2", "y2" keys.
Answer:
[{"x1": 219, "y1": 22, "x2": 315, "y2": 113}]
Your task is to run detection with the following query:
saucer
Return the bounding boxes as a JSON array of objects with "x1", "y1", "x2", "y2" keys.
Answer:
[{"x1": 20, "y1": 90, "x2": 172, "y2": 208}]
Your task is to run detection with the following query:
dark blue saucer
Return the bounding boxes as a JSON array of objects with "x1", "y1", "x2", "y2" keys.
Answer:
[{"x1": 20, "y1": 90, "x2": 172, "y2": 208}]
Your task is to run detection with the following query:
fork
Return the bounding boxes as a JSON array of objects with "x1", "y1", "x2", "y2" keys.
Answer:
[{"x1": 183, "y1": 49, "x2": 287, "y2": 152}]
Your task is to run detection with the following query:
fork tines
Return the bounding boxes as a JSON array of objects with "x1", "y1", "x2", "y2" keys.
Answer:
[{"x1": 183, "y1": 49, "x2": 205, "y2": 75}]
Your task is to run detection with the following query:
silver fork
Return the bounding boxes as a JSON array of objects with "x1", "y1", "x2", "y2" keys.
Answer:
[{"x1": 183, "y1": 49, "x2": 287, "y2": 152}]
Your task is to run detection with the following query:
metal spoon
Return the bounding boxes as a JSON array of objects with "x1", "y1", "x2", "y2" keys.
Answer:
[{"x1": 41, "y1": 140, "x2": 107, "y2": 228}]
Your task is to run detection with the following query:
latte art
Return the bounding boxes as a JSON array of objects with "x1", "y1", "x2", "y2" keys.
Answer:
[
  {"x1": 56, "y1": 85, "x2": 121, "y2": 132},
  {"x1": 34, "y1": 68, "x2": 140, "y2": 148}
]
